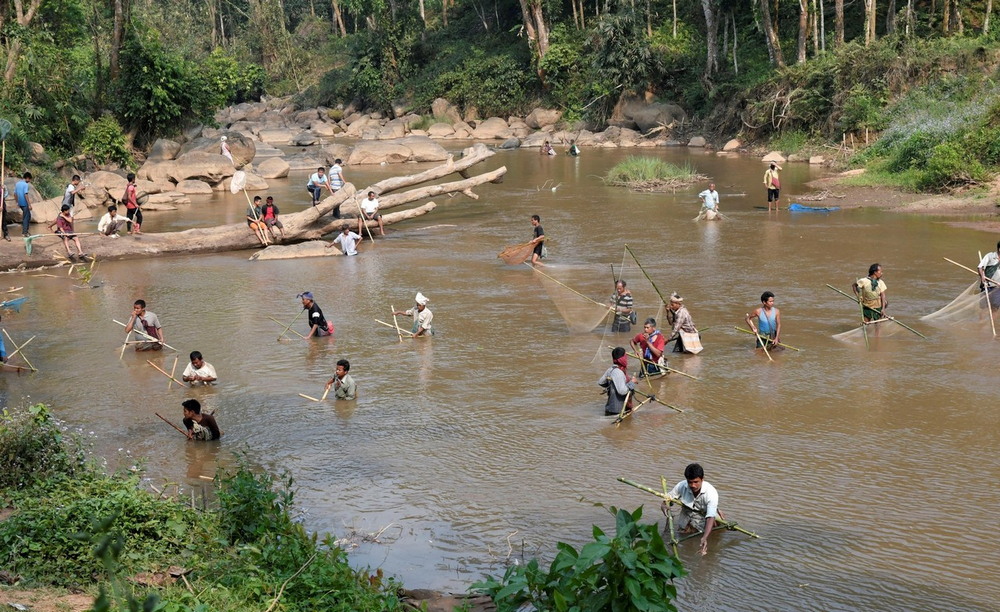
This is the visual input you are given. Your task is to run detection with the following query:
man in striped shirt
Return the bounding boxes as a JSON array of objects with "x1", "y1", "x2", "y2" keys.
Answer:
[{"x1": 610, "y1": 280, "x2": 634, "y2": 333}]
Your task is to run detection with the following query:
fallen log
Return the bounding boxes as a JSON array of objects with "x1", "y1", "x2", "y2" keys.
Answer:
[{"x1": 0, "y1": 145, "x2": 502, "y2": 271}]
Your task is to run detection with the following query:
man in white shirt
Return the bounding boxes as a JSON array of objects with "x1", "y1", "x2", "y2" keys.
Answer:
[
  {"x1": 698, "y1": 183, "x2": 720, "y2": 212},
  {"x1": 327, "y1": 226, "x2": 362, "y2": 256},
  {"x1": 63, "y1": 175, "x2": 86, "y2": 218},
  {"x1": 182, "y1": 351, "x2": 218, "y2": 386},
  {"x1": 662, "y1": 463, "x2": 720, "y2": 555},
  {"x1": 97, "y1": 205, "x2": 132, "y2": 237},
  {"x1": 306, "y1": 166, "x2": 331, "y2": 205},
  {"x1": 328, "y1": 159, "x2": 345, "y2": 191},
  {"x1": 393, "y1": 292, "x2": 434, "y2": 336},
  {"x1": 357, "y1": 190, "x2": 385, "y2": 237},
  {"x1": 978, "y1": 240, "x2": 1000, "y2": 309}
]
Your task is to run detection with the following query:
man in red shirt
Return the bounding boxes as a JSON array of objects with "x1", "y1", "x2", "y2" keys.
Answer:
[{"x1": 631, "y1": 317, "x2": 666, "y2": 377}]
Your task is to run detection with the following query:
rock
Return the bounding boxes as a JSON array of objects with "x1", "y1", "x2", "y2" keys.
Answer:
[
  {"x1": 430, "y1": 98, "x2": 461, "y2": 124},
  {"x1": 575, "y1": 130, "x2": 598, "y2": 146},
  {"x1": 220, "y1": 172, "x2": 267, "y2": 192},
  {"x1": 427, "y1": 123, "x2": 455, "y2": 138},
  {"x1": 258, "y1": 128, "x2": 296, "y2": 145},
  {"x1": 322, "y1": 144, "x2": 353, "y2": 166},
  {"x1": 253, "y1": 143, "x2": 285, "y2": 159},
  {"x1": 521, "y1": 132, "x2": 549, "y2": 148},
  {"x1": 181, "y1": 125, "x2": 204, "y2": 142},
  {"x1": 463, "y1": 106, "x2": 480, "y2": 122},
  {"x1": 294, "y1": 109, "x2": 319, "y2": 125},
  {"x1": 378, "y1": 120, "x2": 407, "y2": 140},
  {"x1": 27, "y1": 142, "x2": 46, "y2": 163},
  {"x1": 616, "y1": 127, "x2": 643, "y2": 147},
  {"x1": 310, "y1": 121, "x2": 340, "y2": 137},
  {"x1": 257, "y1": 157, "x2": 290, "y2": 179},
  {"x1": 399, "y1": 136, "x2": 448, "y2": 162},
  {"x1": 723, "y1": 139, "x2": 741, "y2": 151},
  {"x1": 291, "y1": 131, "x2": 319, "y2": 146},
  {"x1": 283, "y1": 154, "x2": 326, "y2": 172},
  {"x1": 688, "y1": 136, "x2": 707, "y2": 147},
  {"x1": 610, "y1": 95, "x2": 687, "y2": 132},
  {"x1": 136, "y1": 180, "x2": 163, "y2": 195},
  {"x1": 525, "y1": 108, "x2": 563, "y2": 129},
  {"x1": 348, "y1": 141, "x2": 413, "y2": 165},
  {"x1": 176, "y1": 179, "x2": 214, "y2": 194},
  {"x1": 809, "y1": 155, "x2": 826, "y2": 165},
  {"x1": 840, "y1": 168, "x2": 866, "y2": 176},
  {"x1": 29, "y1": 196, "x2": 61, "y2": 225},
  {"x1": 346, "y1": 115, "x2": 381, "y2": 138},
  {"x1": 148, "y1": 139, "x2": 182, "y2": 161},
  {"x1": 179, "y1": 132, "x2": 256, "y2": 167},
  {"x1": 343, "y1": 111, "x2": 365, "y2": 125},
  {"x1": 392, "y1": 100, "x2": 410, "y2": 118},
  {"x1": 551, "y1": 130, "x2": 575, "y2": 144},
  {"x1": 499, "y1": 137, "x2": 521, "y2": 149},
  {"x1": 138, "y1": 160, "x2": 177, "y2": 184},
  {"x1": 86, "y1": 171, "x2": 129, "y2": 204},
  {"x1": 169, "y1": 152, "x2": 237, "y2": 183},
  {"x1": 762, "y1": 151, "x2": 787, "y2": 163},
  {"x1": 250, "y1": 240, "x2": 341, "y2": 260},
  {"x1": 472, "y1": 117, "x2": 510, "y2": 140},
  {"x1": 787, "y1": 153, "x2": 807, "y2": 162}
]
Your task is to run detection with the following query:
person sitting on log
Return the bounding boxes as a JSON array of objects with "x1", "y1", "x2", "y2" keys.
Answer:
[
  {"x1": 260, "y1": 196, "x2": 285, "y2": 241},
  {"x1": 48, "y1": 204, "x2": 88, "y2": 261},
  {"x1": 358, "y1": 191, "x2": 385, "y2": 237},
  {"x1": 661, "y1": 463, "x2": 721, "y2": 556},
  {"x1": 598, "y1": 346, "x2": 636, "y2": 416},
  {"x1": 246, "y1": 196, "x2": 268, "y2": 246},
  {"x1": 182, "y1": 399, "x2": 222, "y2": 441}
]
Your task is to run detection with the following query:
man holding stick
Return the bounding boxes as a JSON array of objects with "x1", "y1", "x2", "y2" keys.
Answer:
[
  {"x1": 124, "y1": 299, "x2": 164, "y2": 351},
  {"x1": 631, "y1": 318, "x2": 666, "y2": 377},
  {"x1": 182, "y1": 399, "x2": 222, "y2": 441},
  {"x1": 978, "y1": 241, "x2": 1000, "y2": 310},
  {"x1": 182, "y1": 351, "x2": 217, "y2": 386},
  {"x1": 661, "y1": 463, "x2": 720, "y2": 556},
  {"x1": 745, "y1": 291, "x2": 781, "y2": 348},
  {"x1": 324, "y1": 358, "x2": 357, "y2": 400},
  {"x1": 598, "y1": 347, "x2": 636, "y2": 415},
  {"x1": 298, "y1": 292, "x2": 334, "y2": 339},
  {"x1": 393, "y1": 292, "x2": 433, "y2": 336},
  {"x1": 852, "y1": 263, "x2": 887, "y2": 322}
]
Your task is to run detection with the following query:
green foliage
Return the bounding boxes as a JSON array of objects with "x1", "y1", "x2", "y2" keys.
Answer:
[
  {"x1": 200, "y1": 49, "x2": 267, "y2": 107},
  {"x1": 474, "y1": 506, "x2": 685, "y2": 611},
  {"x1": 435, "y1": 50, "x2": 531, "y2": 117},
  {"x1": 215, "y1": 459, "x2": 295, "y2": 545},
  {"x1": 80, "y1": 117, "x2": 134, "y2": 168},
  {"x1": 768, "y1": 130, "x2": 810, "y2": 154},
  {"x1": 0, "y1": 403, "x2": 82, "y2": 490},
  {"x1": 605, "y1": 156, "x2": 703, "y2": 187},
  {"x1": 919, "y1": 141, "x2": 987, "y2": 189}
]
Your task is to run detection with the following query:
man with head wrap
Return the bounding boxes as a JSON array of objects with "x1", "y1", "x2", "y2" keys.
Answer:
[
  {"x1": 599, "y1": 346, "x2": 636, "y2": 415},
  {"x1": 394, "y1": 292, "x2": 434, "y2": 336}
]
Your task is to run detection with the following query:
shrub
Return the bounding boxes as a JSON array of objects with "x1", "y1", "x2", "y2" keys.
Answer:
[
  {"x1": 474, "y1": 506, "x2": 685, "y2": 611},
  {"x1": 0, "y1": 403, "x2": 82, "y2": 491},
  {"x1": 918, "y1": 141, "x2": 987, "y2": 190},
  {"x1": 80, "y1": 116, "x2": 134, "y2": 168},
  {"x1": 605, "y1": 156, "x2": 705, "y2": 188}
]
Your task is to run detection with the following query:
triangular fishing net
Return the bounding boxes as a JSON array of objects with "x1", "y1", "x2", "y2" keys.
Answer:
[
  {"x1": 832, "y1": 318, "x2": 908, "y2": 341},
  {"x1": 533, "y1": 266, "x2": 613, "y2": 333},
  {"x1": 498, "y1": 241, "x2": 536, "y2": 266},
  {"x1": 921, "y1": 281, "x2": 996, "y2": 327},
  {"x1": 614, "y1": 253, "x2": 667, "y2": 331}
]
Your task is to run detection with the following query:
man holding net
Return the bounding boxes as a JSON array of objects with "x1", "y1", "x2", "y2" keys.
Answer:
[
  {"x1": 978, "y1": 241, "x2": 1000, "y2": 310},
  {"x1": 852, "y1": 263, "x2": 887, "y2": 322}
]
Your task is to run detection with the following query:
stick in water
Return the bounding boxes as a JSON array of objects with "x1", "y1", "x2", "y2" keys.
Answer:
[
  {"x1": 2, "y1": 330, "x2": 37, "y2": 371},
  {"x1": 298, "y1": 393, "x2": 321, "y2": 402},
  {"x1": 746, "y1": 314, "x2": 773, "y2": 362},
  {"x1": 980, "y1": 251, "x2": 997, "y2": 338},
  {"x1": 391, "y1": 305, "x2": 404, "y2": 343},
  {"x1": 155, "y1": 412, "x2": 188, "y2": 437},
  {"x1": 146, "y1": 360, "x2": 186, "y2": 386},
  {"x1": 276, "y1": 309, "x2": 306, "y2": 341},
  {"x1": 268, "y1": 316, "x2": 307, "y2": 339}
]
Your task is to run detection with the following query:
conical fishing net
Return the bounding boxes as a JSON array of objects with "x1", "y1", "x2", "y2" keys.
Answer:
[
  {"x1": 498, "y1": 241, "x2": 536, "y2": 265},
  {"x1": 832, "y1": 318, "x2": 908, "y2": 342},
  {"x1": 533, "y1": 266, "x2": 612, "y2": 333},
  {"x1": 921, "y1": 281, "x2": 997, "y2": 326}
]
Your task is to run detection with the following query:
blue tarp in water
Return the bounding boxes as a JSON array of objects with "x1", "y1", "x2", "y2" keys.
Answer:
[{"x1": 789, "y1": 203, "x2": 840, "y2": 212}]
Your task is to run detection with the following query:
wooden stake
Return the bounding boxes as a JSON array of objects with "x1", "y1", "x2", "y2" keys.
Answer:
[
  {"x1": 146, "y1": 360, "x2": 186, "y2": 387},
  {"x1": 391, "y1": 304, "x2": 404, "y2": 343},
  {"x1": 375, "y1": 319, "x2": 414, "y2": 337},
  {"x1": 156, "y1": 412, "x2": 188, "y2": 437},
  {"x1": 632, "y1": 389, "x2": 685, "y2": 413},
  {"x1": 746, "y1": 314, "x2": 773, "y2": 361},
  {"x1": 275, "y1": 309, "x2": 306, "y2": 341},
  {"x1": 168, "y1": 356, "x2": 179, "y2": 390},
  {"x1": 298, "y1": 393, "x2": 321, "y2": 402}
]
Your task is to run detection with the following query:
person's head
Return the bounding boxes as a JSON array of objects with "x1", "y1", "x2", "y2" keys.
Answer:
[
  {"x1": 611, "y1": 346, "x2": 626, "y2": 361},
  {"x1": 342, "y1": 226, "x2": 351, "y2": 234},
  {"x1": 367, "y1": 191, "x2": 376, "y2": 199},
  {"x1": 133, "y1": 299, "x2": 146, "y2": 314},
  {"x1": 531, "y1": 214, "x2": 540, "y2": 226},
  {"x1": 126, "y1": 172, "x2": 136, "y2": 184},
  {"x1": 334, "y1": 158, "x2": 342, "y2": 165},
  {"x1": 266, "y1": 196, "x2": 274, "y2": 204},
  {"x1": 995, "y1": 240, "x2": 1000, "y2": 253},
  {"x1": 317, "y1": 166, "x2": 325, "y2": 174},
  {"x1": 643, "y1": 317, "x2": 657, "y2": 332},
  {"x1": 415, "y1": 292, "x2": 429, "y2": 311},
  {"x1": 669, "y1": 293, "x2": 683, "y2": 311},
  {"x1": 182, "y1": 398, "x2": 202, "y2": 417},
  {"x1": 221, "y1": 135, "x2": 227, "y2": 142},
  {"x1": 336, "y1": 358, "x2": 350, "y2": 378},
  {"x1": 189, "y1": 351, "x2": 204, "y2": 368},
  {"x1": 544, "y1": 140, "x2": 550, "y2": 145},
  {"x1": 684, "y1": 463, "x2": 705, "y2": 494},
  {"x1": 253, "y1": 195, "x2": 262, "y2": 203},
  {"x1": 868, "y1": 263, "x2": 882, "y2": 278},
  {"x1": 761, "y1": 291, "x2": 775, "y2": 307},
  {"x1": 769, "y1": 163, "x2": 776, "y2": 170},
  {"x1": 60, "y1": 204, "x2": 70, "y2": 213},
  {"x1": 570, "y1": 139, "x2": 576, "y2": 145},
  {"x1": 709, "y1": 183, "x2": 716, "y2": 190},
  {"x1": 22, "y1": 172, "x2": 32, "y2": 181},
  {"x1": 71, "y1": 174, "x2": 81, "y2": 185},
  {"x1": 615, "y1": 280, "x2": 627, "y2": 294},
  {"x1": 298, "y1": 291, "x2": 314, "y2": 307}
]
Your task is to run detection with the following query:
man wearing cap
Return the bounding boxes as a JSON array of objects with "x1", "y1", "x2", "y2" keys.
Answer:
[
  {"x1": 394, "y1": 293, "x2": 433, "y2": 336},
  {"x1": 599, "y1": 346, "x2": 636, "y2": 415},
  {"x1": 327, "y1": 226, "x2": 362, "y2": 256},
  {"x1": 220, "y1": 136, "x2": 234, "y2": 164},
  {"x1": 665, "y1": 293, "x2": 699, "y2": 353},
  {"x1": 299, "y1": 292, "x2": 334, "y2": 338}
]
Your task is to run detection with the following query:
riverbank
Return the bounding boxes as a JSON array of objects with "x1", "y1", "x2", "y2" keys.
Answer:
[{"x1": 801, "y1": 171, "x2": 1000, "y2": 217}]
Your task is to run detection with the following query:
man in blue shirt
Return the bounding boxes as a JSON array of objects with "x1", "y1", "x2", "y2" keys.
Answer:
[
  {"x1": 15, "y1": 172, "x2": 32, "y2": 237},
  {"x1": 306, "y1": 166, "x2": 331, "y2": 206}
]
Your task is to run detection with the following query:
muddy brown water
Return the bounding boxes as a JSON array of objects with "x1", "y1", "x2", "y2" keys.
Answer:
[{"x1": 3, "y1": 146, "x2": 998, "y2": 611}]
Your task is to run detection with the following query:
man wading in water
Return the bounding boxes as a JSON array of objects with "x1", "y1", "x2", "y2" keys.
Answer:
[
  {"x1": 853, "y1": 263, "x2": 888, "y2": 323},
  {"x1": 662, "y1": 463, "x2": 722, "y2": 556}
]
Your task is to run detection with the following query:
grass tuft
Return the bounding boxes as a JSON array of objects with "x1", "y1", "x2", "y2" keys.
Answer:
[{"x1": 604, "y1": 156, "x2": 706, "y2": 190}]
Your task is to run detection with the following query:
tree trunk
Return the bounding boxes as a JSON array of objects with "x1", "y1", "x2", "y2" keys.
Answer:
[
  {"x1": 864, "y1": 0, "x2": 876, "y2": 44},
  {"x1": 952, "y1": 0, "x2": 963, "y2": 33},
  {"x1": 812, "y1": 0, "x2": 819, "y2": 54},
  {"x1": 702, "y1": 0, "x2": 720, "y2": 74},
  {"x1": 331, "y1": 0, "x2": 347, "y2": 35},
  {"x1": 110, "y1": 0, "x2": 126, "y2": 82},
  {"x1": 5, "y1": 147, "x2": 506, "y2": 270},
  {"x1": 797, "y1": 0, "x2": 808, "y2": 63},
  {"x1": 760, "y1": 0, "x2": 786, "y2": 67},
  {"x1": 943, "y1": 0, "x2": 951, "y2": 32},
  {"x1": 4, "y1": 0, "x2": 44, "y2": 83},
  {"x1": 732, "y1": 13, "x2": 739, "y2": 73},
  {"x1": 518, "y1": 0, "x2": 550, "y2": 78},
  {"x1": 835, "y1": 0, "x2": 844, "y2": 45},
  {"x1": 986, "y1": 0, "x2": 992, "y2": 34},
  {"x1": 819, "y1": 0, "x2": 825, "y2": 50},
  {"x1": 885, "y1": 0, "x2": 896, "y2": 33},
  {"x1": 673, "y1": 0, "x2": 677, "y2": 36}
]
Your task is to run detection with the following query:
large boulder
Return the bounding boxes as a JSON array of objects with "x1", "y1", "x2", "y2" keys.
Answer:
[
  {"x1": 219, "y1": 172, "x2": 268, "y2": 192},
  {"x1": 322, "y1": 144, "x2": 353, "y2": 166},
  {"x1": 257, "y1": 157, "x2": 290, "y2": 179},
  {"x1": 176, "y1": 179, "x2": 214, "y2": 195},
  {"x1": 29, "y1": 196, "x2": 62, "y2": 225},
  {"x1": 427, "y1": 123, "x2": 455, "y2": 138},
  {"x1": 148, "y1": 139, "x2": 182, "y2": 161},
  {"x1": 499, "y1": 137, "x2": 521, "y2": 150},
  {"x1": 179, "y1": 132, "x2": 256, "y2": 167},
  {"x1": 430, "y1": 98, "x2": 462, "y2": 124},
  {"x1": 86, "y1": 171, "x2": 128, "y2": 204},
  {"x1": 521, "y1": 132, "x2": 549, "y2": 148},
  {"x1": 399, "y1": 136, "x2": 448, "y2": 162},
  {"x1": 347, "y1": 141, "x2": 412, "y2": 165},
  {"x1": 138, "y1": 160, "x2": 178, "y2": 184},
  {"x1": 472, "y1": 117, "x2": 510, "y2": 140},
  {"x1": 346, "y1": 115, "x2": 381, "y2": 137},
  {"x1": 762, "y1": 151, "x2": 787, "y2": 163},
  {"x1": 169, "y1": 152, "x2": 237, "y2": 183},
  {"x1": 311, "y1": 120, "x2": 340, "y2": 137},
  {"x1": 291, "y1": 131, "x2": 319, "y2": 146},
  {"x1": 378, "y1": 119, "x2": 407, "y2": 140},
  {"x1": 610, "y1": 96, "x2": 687, "y2": 133},
  {"x1": 575, "y1": 130, "x2": 598, "y2": 146},
  {"x1": 525, "y1": 108, "x2": 563, "y2": 129},
  {"x1": 688, "y1": 136, "x2": 707, "y2": 147},
  {"x1": 283, "y1": 154, "x2": 326, "y2": 172},
  {"x1": 258, "y1": 128, "x2": 296, "y2": 145},
  {"x1": 723, "y1": 138, "x2": 741, "y2": 151}
]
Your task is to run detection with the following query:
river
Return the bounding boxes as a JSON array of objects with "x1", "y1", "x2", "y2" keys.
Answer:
[{"x1": 3, "y1": 145, "x2": 997, "y2": 611}]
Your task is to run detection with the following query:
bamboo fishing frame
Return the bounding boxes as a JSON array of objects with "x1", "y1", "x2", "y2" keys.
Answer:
[
  {"x1": 608, "y1": 345, "x2": 700, "y2": 381},
  {"x1": 112, "y1": 319, "x2": 178, "y2": 352},
  {"x1": 617, "y1": 477, "x2": 759, "y2": 539},
  {"x1": 944, "y1": 256, "x2": 1000, "y2": 338},
  {"x1": 2, "y1": 330, "x2": 37, "y2": 371},
  {"x1": 825, "y1": 284, "x2": 926, "y2": 339},
  {"x1": 268, "y1": 316, "x2": 307, "y2": 340},
  {"x1": 526, "y1": 262, "x2": 616, "y2": 313},
  {"x1": 147, "y1": 360, "x2": 186, "y2": 387},
  {"x1": 168, "y1": 356, "x2": 179, "y2": 390},
  {"x1": 375, "y1": 319, "x2": 414, "y2": 337},
  {"x1": 745, "y1": 314, "x2": 773, "y2": 361},
  {"x1": 732, "y1": 327, "x2": 801, "y2": 351},
  {"x1": 276, "y1": 308, "x2": 306, "y2": 341},
  {"x1": 391, "y1": 305, "x2": 404, "y2": 342}
]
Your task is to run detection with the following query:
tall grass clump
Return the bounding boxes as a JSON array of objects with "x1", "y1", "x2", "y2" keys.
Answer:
[{"x1": 605, "y1": 156, "x2": 706, "y2": 190}]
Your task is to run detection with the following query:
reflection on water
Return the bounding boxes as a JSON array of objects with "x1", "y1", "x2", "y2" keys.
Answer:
[{"x1": 2, "y1": 147, "x2": 999, "y2": 610}]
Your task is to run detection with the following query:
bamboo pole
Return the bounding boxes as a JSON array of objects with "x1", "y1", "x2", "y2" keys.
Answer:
[
  {"x1": 617, "y1": 478, "x2": 759, "y2": 538},
  {"x1": 980, "y1": 251, "x2": 996, "y2": 338},
  {"x1": 632, "y1": 389, "x2": 684, "y2": 413},
  {"x1": 746, "y1": 313, "x2": 773, "y2": 361},
  {"x1": 526, "y1": 263, "x2": 616, "y2": 313},
  {"x1": 943, "y1": 257, "x2": 1000, "y2": 286},
  {"x1": 614, "y1": 389, "x2": 633, "y2": 423},
  {"x1": 732, "y1": 327, "x2": 801, "y2": 350},
  {"x1": 112, "y1": 319, "x2": 178, "y2": 351},
  {"x1": 298, "y1": 393, "x2": 321, "y2": 402},
  {"x1": 119, "y1": 329, "x2": 131, "y2": 359},
  {"x1": 614, "y1": 396, "x2": 655, "y2": 426},
  {"x1": 268, "y1": 316, "x2": 307, "y2": 339},
  {"x1": 147, "y1": 360, "x2": 186, "y2": 386},
  {"x1": 275, "y1": 309, "x2": 306, "y2": 341},
  {"x1": 2, "y1": 331, "x2": 36, "y2": 371},
  {"x1": 375, "y1": 319, "x2": 414, "y2": 337},
  {"x1": 391, "y1": 305, "x2": 404, "y2": 342},
  {"x1": 168, "y1": 356, "x2": 179, "y2": 390},
  {"x1": 607, "y1": 345, "x2": 700, "y2": 380},
  {"x1": 321, "y1": 387, "x2": 330, "y2": 401},
  {"x1": 625, "y1": 244, "x2": 669, "y2": 305},
  {"x1": 155, "y1": 412, "x2": 188, "y2": 437},
  {"x1": 662, "y1": 476, "x2": 680, "y2": 557},
  {"x1": 825, "y1": 284, "x2": 926, "y2": 339}
]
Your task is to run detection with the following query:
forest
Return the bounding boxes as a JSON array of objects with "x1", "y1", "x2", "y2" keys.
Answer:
[{"x1": 4, "y1": 0, "x2": 1000, "y2": 190}]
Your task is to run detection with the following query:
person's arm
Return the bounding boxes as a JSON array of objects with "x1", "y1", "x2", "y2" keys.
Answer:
[
  {"x1": 124, "y1": 312, "x2": 138, "y2": 333},
  {"x1": 699, "y1": 517, "x2": 716, "y2": 555},
  {"x1": 343, "y1": 377, "x2": 357, "y2": 399},
  {"x1": 182, "y1": 363, "x2": 195, "y2": 382},
  {"x1": 152, "y1": 322, "x2": 164, "y2": 343},
  {"x1": 745, "y1": 308, "x2": 759, "y2": 332},
  {"x1": 325, "y1": 376, "x2": 336, "y2": 391},
  {"x1": 183, "y1": 417, "x2": 195, "y2": 440},
  {"x1": 609, "y1": 368, "x2": 635, "y2": 396},
  {"x1": 880, "y1": 285, "x2": 888, "y2": 311},
  {"x1": 200, "y1": 364, "x2": 217, "y2": 384},
  {"x1": 532, "y1": 231, "x2": 545, "y2": 245},
  {"x1": 773, "y1": 309, "x2": 781, "y2": 343}
]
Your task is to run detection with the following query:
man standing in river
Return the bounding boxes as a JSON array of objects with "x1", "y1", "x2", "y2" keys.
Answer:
[
  {"x1": 529, "y1": 215, "x2": 545, "y2": 266},
  {"x1": 325, "y1": 358, "x2": 357, "y2": 400},
  {"x1": 124, "y1": 299, "x2": 164, "y2": 351},
  {"x1": 394, "y1": 292, "x2": 433, "y2": 336},
  {"x1": 746, "y1": 291, "x2": 781, "y2": 348},
  {"x1": 182, "y1": 399, "x2": 222, "y2": 441},
  {"x1": 852, "y1": 263, "x2": 887, "y2": 322},
  {"x1": 763, "y1": 163, "x2": 782, "y2": 211},
  {"x1": 299, "y1": 291, "x2": 334, "y2": 338},
  {"x1": 661, "y1": 463, "x2": 721, "y2": 556}
]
